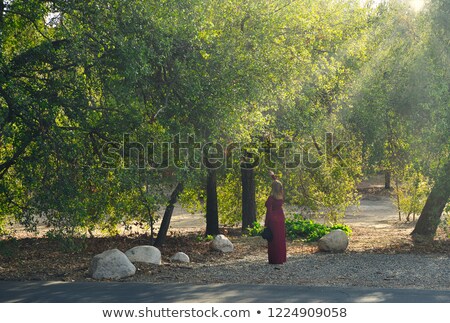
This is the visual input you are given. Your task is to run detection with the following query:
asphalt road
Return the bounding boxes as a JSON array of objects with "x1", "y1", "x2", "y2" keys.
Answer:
[{"x1": 0, "y1": 281, "x2": 449, "y2": 303}]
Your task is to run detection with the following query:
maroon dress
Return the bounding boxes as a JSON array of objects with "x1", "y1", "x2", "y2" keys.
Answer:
[{"x1": 264, "y1": 195, "x2": 287, "y2": 264}]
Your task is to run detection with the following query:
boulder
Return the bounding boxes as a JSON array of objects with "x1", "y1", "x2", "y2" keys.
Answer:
[
  {"x1": 318, "y1": 229, "x2": 349, "y2": 253},
  {"x1": 210, "y1": 234, "x2": 234, "y2": 253},
  {"x1": 125, "y1": 245, "x2": 161, "y2": 265},
  {"x1": 170, "y1": 252, "x2": 190, "y2": 263},
  {"x1": 89, "y1": 249, "x2": 136, "y2": 280}
]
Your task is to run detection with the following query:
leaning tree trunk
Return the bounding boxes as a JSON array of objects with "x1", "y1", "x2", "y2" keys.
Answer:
[
  {"x1": 412, "y1": 157, "x2": 450, "y2": 238},
  {"x1": 154, "y1": 183, "x2": 184, "y2": 248},
  {"x1": 241, "y1": 165, "x2": 256, "y2": 232},
  {"x1": 205, "y1": 168, "x2": 220, "y2": 235}
]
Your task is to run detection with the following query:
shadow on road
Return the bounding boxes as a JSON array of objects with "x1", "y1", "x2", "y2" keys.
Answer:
[{"x1": 0, "y1": 281, "x2": 449, "y2": 303}]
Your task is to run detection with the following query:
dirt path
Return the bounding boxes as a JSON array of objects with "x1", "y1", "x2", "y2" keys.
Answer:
[
  {"x1": 161, "y1": 173, "x2": 400, "y2": 231},
  {"x1": 345, "y1": 195, "x2": 398, "y2": 227},
  {"x1": 3, "y1": 180, "x2": 410, "y2": 241},
  {"x1": 160, "y1": 192, "x2": 400, "y2": 230},
  {"x1": 155, "y1": 180, "x2": 431, "y2": 255}
]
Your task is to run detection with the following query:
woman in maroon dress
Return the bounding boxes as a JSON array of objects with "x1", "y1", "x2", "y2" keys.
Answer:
[{"x1": 264, "y1": 172, "x2": 287, "y2": 264}]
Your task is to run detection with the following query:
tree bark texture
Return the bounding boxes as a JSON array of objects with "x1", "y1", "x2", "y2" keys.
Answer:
[
  {"x1": 385, "y1": 170, "x2": 391, "y2": 189},
  {"x1": 241, "y1": 166, "x2": 256, "y2": 232},
  {"x1": 154, "y1": 183, "x2": 184, "y2": 247},
  {"x1": 412, "y1": 157, "x2": 450, "y2": 237},
  {"x1": 205, "y1": 168, "x2": 220, "y2": 235}
]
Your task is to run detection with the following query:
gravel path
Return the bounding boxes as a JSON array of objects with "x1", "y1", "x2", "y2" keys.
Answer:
[
  {"x1": 122, "y1": 193, "x2": 450, "y2": 291},
  {"x1": 130, "y1": 252, "x2": 450, "y2": 290},
  {"x1": 129, "y1": 194, "x2": 449, "y2": 291}
]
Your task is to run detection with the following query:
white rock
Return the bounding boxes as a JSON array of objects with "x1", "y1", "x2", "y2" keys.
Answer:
[
  {"x1": 318, "y1": 229, "x2": 349, "y2": 253},
  {"x1": 210, "y1": 234, "x2": 234, "y2": 253},
  {"x1": 170, "y1": 252, "x2": 190, "y2": 263},
  {"x1": 89, "y1": 249, "x2": 136, "y2": 280},
  {"x1": 125, "y1": 245, "x2": 161, "y2": 265}
]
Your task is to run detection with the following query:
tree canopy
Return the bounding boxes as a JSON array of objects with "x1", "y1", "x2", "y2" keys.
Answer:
[{"x1": 1, "y1": 0, "x2": 448, "y2": 240}]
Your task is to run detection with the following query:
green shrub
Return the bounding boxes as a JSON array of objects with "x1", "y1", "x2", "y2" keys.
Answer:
[
  {"x1": 195, "y1": 234, "x2": 214, "y2": 242},
  {"x1": 217, "y1": 170, "x2": 270, "y2": 226},
  {"x1": 285, "y1": 214, "x2": 351, "y2": 242},
  {"x1": 392, "y1": 165, "x2": 430, "y2": 222},
  {"x1": 246, "y1": 215, "x2": 352, "y2": 242},
  {"x1": 246, "y1": 222, "x2": 264, "y2": 237}
]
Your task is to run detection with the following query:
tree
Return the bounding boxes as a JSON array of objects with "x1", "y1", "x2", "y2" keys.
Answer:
[
  {"x1": 241, "y1": 161, "x2": 256, "y2": 231},
  {"x1": 347, "y1": 0, "x2": 449, "y2": 236},
  {"x1": 154, "y1": 182, "x2": 184, "y2": 247},
  {"x1": 0, "y1": 0, "x2": 186, "y2": 236},
  {"x1": 4, "y1": 0, "x2": 446, "y2": 242},
  {"x1": 0, "y1": 0, "x2": 128, "y2": 233},
  {"x1": 411, "y1": 0, "x2": 450, "y2": 237},
  {"x1": 412, "y1": 157, "x2": 450, "y2": 237}
]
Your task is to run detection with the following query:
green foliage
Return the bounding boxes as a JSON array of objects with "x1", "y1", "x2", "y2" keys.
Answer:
[
  {"x1": 0, "y1": 0, "x2": 446, "y2": 239},
  {"x1": 179, "y1": 171, "x2": 206, "y2": 215},
  {"x1": 217, "y1": 169, "x2": 270, "y2": 226},
  {"x1": 0, "y1": 213, "x2": 12, "y2": 237},
  {"x1": 392, "y1": 165, "x2": 431, "y2": 222},
  {"x1": 246, "y1": 216, "x2": 351, "y2": 242},
  {"x1": 285, "y1": 214, "x2": 352, "y2": 242},
  {"x1": 195, "y1": 234, "x2": 214, "y2": 242},
  {"x1": 281, "y1": 134, "x2": 362, "y2": 224},
  {"x1": 246, "y1": 221, "x2": 264, "y2": 237},
  {"x1": 216, "y1": 171, "x2": 241, "y2": 226}
]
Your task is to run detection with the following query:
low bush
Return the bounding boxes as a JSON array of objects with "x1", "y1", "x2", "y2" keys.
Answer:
[
  {"x1": 246, "y1": 222, "x2": 264, "y2": 237},
  {"x1": 195, "y1": 234, "x2": 214, "y2": 242},
  {"x1": 247, "y1": 215, "x2": 352, "y2": 242},
  {"x1": 286, "y1": 214, "x2": 352, "y2": 242}
]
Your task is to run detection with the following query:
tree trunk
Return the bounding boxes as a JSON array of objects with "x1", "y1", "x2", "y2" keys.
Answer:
[
  {"x1": 395, "y1": 179, "x2": 401, "y2": 221},
  {"x1": 385, "y1": 170, "x2": 391, "y2": 189},
  {"x1": 205, "y1": 168, "x2": 220, "y2": 235},
  {"x1": 154, "y1": 183, "x2": 184, "y2": 247},
  {"x1": 241, "y1": 165, "x2": 256, "y2": 232},
  {"x1": 0, "y1": 2, "x2": 4, "y2": 31},
  {"x1": 412, "y1": 158, "x2": 450, "y2": 238}
]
